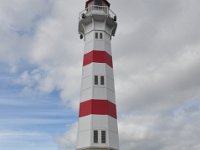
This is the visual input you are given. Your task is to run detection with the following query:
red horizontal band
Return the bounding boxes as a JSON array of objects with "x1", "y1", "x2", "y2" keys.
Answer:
[
  {"x1": 83, "y1": 50, "x2": 113, "y2": 68},
  {"x1": 79, "y1": 99, "x2": 117, "y2": 119}
]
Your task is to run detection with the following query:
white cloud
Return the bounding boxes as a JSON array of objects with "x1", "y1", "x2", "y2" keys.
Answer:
[
  {"x1": 0, "y1": 0, "x2": 53, "y2": 65},
  {"x1": 0, "y1": 130, "x2": 49, "y2": 140},
  {"x1": 0, "y1": 130, "x2": 57, "y2": 150},
  {"x1": 0, "y1": 118, "x2": 67, "y2": 126},
  {"x1": 115, "y1": 46, "x2": 200, "y2": 113},
  {"x1": 56, "y1": 123, "x2": 77, "y2": 150},
  {"x1": 1, "y1": 0, "x2": 200, "y2": 150},
  {"x1": 118, "y1": 104, "x2": 200, "y2": 150}
]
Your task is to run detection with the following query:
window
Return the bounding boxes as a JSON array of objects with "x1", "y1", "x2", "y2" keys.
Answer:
[
  {"x1": 95, "y1": 0, "x2": 102, "y2": 6},
  {"x1": 94, "y1": 75, "x2": 98, "y2": 85},
  {"x1": 100, "y1": 76, "x2": 104, "y2": 85},
  {"x1": 95, "y1": 32, "x2": 98, "y2": 39},
  {"x1": 94, "y1": 130, "x2": 98, "y2": 143},
  {"x1": 101, "y1": 130, "x2": 106, "y2": 143},
  {"x1": 95, "y1": 32, "x2": 103, "y2": 39},
  {"x1": 94, "y1": 76, "x2": 105, "y2": 85},
  {"x1": 100, "y1": 33, "x2": 103, "y2": 39}
]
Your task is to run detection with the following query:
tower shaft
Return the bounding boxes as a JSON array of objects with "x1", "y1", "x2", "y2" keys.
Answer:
[{"x1": 77, "y1": 1, "x2": 118, "y2": 150}]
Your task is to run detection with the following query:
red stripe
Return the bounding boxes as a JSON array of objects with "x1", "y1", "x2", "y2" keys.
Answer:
[
  {"x1": 79, "y1": 99, "x2": 117, "y2": 119},
  {"x1": 83, "y1": 50, "x2": 113, "y2": 68}
]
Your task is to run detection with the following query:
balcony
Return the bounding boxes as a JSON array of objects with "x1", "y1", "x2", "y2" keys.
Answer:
[
  {"x1": 79, "y1": 5, "x2": 116, "y2": 20},
  {"x1": 78, "y1": 5, "x2": 117, "y2": 37}
]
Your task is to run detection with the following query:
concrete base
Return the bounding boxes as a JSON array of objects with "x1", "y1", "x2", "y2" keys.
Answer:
[{"x1": 78, "y1": 148, "x2": 114, "y2": 150}]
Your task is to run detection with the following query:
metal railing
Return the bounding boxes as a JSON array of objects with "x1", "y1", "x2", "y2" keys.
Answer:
[{"x1": 79, "y1": 5, "x2": 116, "y2": 20}]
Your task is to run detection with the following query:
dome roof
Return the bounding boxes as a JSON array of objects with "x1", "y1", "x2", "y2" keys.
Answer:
[{"x1": 85, "y1": 0, "x2": 110, "y2": 8}]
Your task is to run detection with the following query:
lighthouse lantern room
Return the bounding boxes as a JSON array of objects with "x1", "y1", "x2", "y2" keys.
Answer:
[{"x1": 77, "y1": 0, "x2": 119, "y2": 150}]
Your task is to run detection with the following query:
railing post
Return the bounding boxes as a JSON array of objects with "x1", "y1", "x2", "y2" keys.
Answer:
[{"x1": 79, "y1": 5, "x2": 116, "y2": 20}]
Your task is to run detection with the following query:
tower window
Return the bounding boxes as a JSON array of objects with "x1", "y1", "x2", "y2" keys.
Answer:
[
  {"x1": 94, "y1": 130, "x2": 98, "y2": 143},
  {"x1": 94, "y1": 75, "x2": 98, "y2": 85},
  {"x1": 95, "y1": 32, "x2": 98, "y2": 39},
  {"x1": 100, "y1": 33, "x2": 103, "y2": 39},
  {"x1": 100, "y1": 76, "x2": 104, "y2": 85},
  {"x1": 101, "y1": 130, "x2": 106, "y2": 143}
]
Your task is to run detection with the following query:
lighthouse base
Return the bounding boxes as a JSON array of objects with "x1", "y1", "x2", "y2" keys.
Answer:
[{"x1": 78, "y1": 148, "x2": 115, "y2": 150}]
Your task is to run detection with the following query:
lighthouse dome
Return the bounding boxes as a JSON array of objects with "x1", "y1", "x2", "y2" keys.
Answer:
[{"x1": 85, "y1": 0, "x2": 110, "y2": 8}]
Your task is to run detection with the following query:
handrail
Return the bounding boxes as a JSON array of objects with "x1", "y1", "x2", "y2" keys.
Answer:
[{"x1": 79, "y1": 5, "x2": 116, "y2": 20}]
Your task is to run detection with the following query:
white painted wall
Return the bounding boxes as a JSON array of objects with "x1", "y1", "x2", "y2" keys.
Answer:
[
  {"x1": 108, "y1": 131, "x2": 119, "y2": 149},
  {"x1": 77, "y1": 130, "x2": 91, "y2": 148},
  {"x1": 77, "y1": 3, "x2": 118, "y2": 149},
  {"x1": 78, "y1": 115, "x2": 119, "y2": 149},
  {"x1": 81, "y1": 63, "x2": 116, "y2": 103},
  {"x1": 84, "y1": 34, "x2": 112, "y2": 55}
]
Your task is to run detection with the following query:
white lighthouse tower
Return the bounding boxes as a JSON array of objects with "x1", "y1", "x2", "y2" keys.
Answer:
[{"x1": 77, "y1": 0, "x2": 119, "y2": 150}]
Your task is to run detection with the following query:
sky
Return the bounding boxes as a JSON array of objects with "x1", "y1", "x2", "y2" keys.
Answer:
[{"x1": 0, "y1": 0, "x2": 200, "y2": 150}]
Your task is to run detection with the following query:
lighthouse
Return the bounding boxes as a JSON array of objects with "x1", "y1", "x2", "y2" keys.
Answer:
[{"x1": 77, "y1": 0, "x2": 119, "y2": 150}]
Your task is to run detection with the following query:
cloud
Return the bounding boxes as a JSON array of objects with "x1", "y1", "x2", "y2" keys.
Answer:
[
  {"x1": 0, "y1": 118, "x2": 67, "y2": 126},
  {"x1": 56, "y1": 123, "x2": 77, "y2": 150},
  {"x1": 118, "y1": 102, "x2": 200, "y2": 150},
  {"x1": 0, "y1": 130, "x2": 49, "y2": 140},
  {"x1": 0, "y1": 0, "x2": 83, "y2": 110},
  {"x1": 0, "y1": 130, "x2": 57, "y2": 150},
  {"x1": 0, "y1": 0, "x2": 53, "y2": 65},
  {"x1": 111, "y1": 0, "x2": 200, "y2": 113},
  {"x1": 1, "y1": 0, "x2": 200, "y2": 150},
  {"x1": 115, "y1": 47, "x2": 200, "y2": 113}
]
